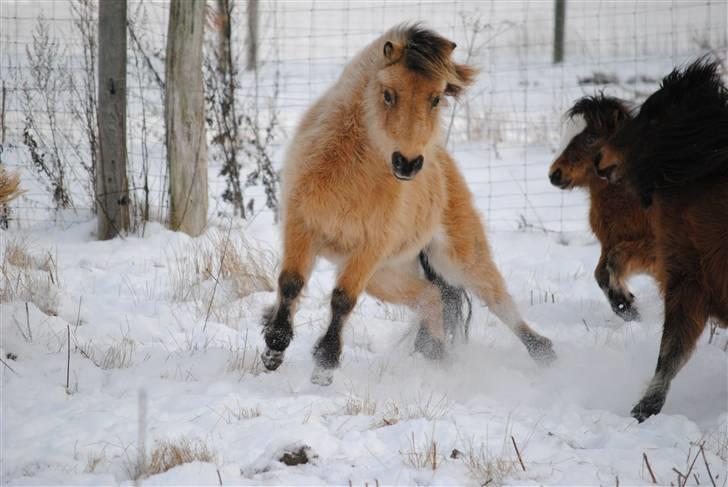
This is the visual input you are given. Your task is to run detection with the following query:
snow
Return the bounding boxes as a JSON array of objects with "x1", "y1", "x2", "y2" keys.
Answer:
[{"x1": 2, "y1": 173, "x2": 727, "y2": 484}]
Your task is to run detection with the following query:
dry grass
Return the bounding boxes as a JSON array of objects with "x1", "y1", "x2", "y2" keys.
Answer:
[
  {"x1": 343, "y1": 393, "x2": 379, "y2": 416},
  {"x1": 375, "y1": 392, "x2": 450, "y2": 428},
  {"x1": 215, "y1": 401, "x2": 262, "y2": 424},
  {"x1": 168, "y1": 230, "x2": 276, "y2": 323},
  {"x1": 77, "y1": 337, "x2": 136, "y2": 370},
  {"x1": 169, "y1": 230, "x2": 276, "y2": 301},
  {"x1": 225, "y1": 332, "x2": 262, "y2": 377},
  {"x1": 0, "y1": 167, "x2": 23, "y2": 205},
  {"x1": 461, "y1": 439, "x2": 519, "y2": 487},
  {"x1": 400, "y1": 431, "x2": 443, "y2": 471},
  {"x1": 0, "y1": 237, "x2": 60, "y2": 315},
  {"x1": 699, "y1": 421, "x2": 728, "y2": 462},
  {"x1": 129, "y1": 437, "x2": 216, "y2": 479},
  {"x1": 84, "y1": 450, "x2": 105, "y2": 473}
]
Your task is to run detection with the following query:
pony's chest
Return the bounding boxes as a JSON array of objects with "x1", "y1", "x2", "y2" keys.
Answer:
[{"x1": 294, "y1": 165, "x2": 441, "y2": 252}]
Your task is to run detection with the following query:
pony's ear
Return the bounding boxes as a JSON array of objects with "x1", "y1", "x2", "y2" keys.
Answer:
[
  {"x1": 383, "y1": 41, "x2": 403, "y2": 62},
  {"x1": 445, "y1": 63, "x2": 477, "y2": 98}
]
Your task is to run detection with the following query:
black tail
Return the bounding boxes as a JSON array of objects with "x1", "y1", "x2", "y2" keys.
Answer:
[
  {"x1": 626, "y1": 58, "x2": 728, "y2": 204},
  {"x1": 418, "y1": 251, "x2": 473, "y2": 344}
]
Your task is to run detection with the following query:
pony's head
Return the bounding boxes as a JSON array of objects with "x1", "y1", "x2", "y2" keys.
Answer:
[
  {"x1": 368, "y1": 24, "x2": 476, "y2": 181},
  {"x1": 549, "y1": 95, "x2": 630, "y2": 189}
]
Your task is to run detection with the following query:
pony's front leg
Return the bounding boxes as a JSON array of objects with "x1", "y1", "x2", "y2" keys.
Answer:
[
  {"x1": 311, "y1": 249, "x2": 380, "y2": 386},
  {"x1": 596, "y1": 247, "x2": 639, "y2": 322},
  {"x1": 605, "y1": 239, "x2": 658, "y2": 322},
  {"x1": 261, "y1": 218, "x2": 315, "y2": 371}
]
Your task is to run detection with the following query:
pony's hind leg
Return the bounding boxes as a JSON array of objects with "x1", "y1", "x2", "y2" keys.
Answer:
[
  {"x1": 418, "y1": 251, "x2": 471, "y2": 346},
  {"x1": 482, "y1": 274, "x2": 557, "y2": 366},
  {"x1": 261, "y1": 219, "x2": 315, "y2": 371},
  {"x1": 367, "y1": 263, "x2": 447, "y2": 360},
  {"x1": 435, "y1": 186, "x2": 556, "y2": 365},
  {"x1": 311, "y1": 248, "x2": 381, "y2": 386},
  {"x1": 429, "y1": 232, "x2": 556, "y2": 365},
  {"x1": 631, "y1": 279, "x2": 707, "y2": 422},
  {"x1": 436, "y1": 155, "x2": 555, "y2": 365}
]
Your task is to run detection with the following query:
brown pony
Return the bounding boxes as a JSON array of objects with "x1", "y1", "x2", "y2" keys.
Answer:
[
  {"x1": 549, "y1": 95, "x2": 656, "y2": 321},
  {"x1": 262, "y1": 24, "x2": 556, "y2": 385},
  {"x1": 595, "y1": 59, "x2": 728, "y2": 422}
]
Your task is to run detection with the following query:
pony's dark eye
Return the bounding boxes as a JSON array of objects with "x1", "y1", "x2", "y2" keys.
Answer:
[
  {"x1": 584, "y1": 133, "x2": 597, "y2": 144},
  {"x1": 383, "y1": 90, "x2": 394, "y2": 106},
  {"x1": 431, "y1": 96, "x2": 441, "y2": 109}
]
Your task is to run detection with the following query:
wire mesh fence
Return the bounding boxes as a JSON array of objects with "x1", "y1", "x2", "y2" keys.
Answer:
[{"x1": 1, "y1": 0, "x2": 726, "y2": 233}]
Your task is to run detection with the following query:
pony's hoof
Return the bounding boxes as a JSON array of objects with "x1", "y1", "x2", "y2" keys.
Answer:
[
  {"x1": 414, "y1": 326, "x2": 446, "y2": 361},
  {"x1": 615, "y1": 302, "x2": 640, "y2": 322},
  {"x1": 527, "y1": 336, "x2": 557, "y2": 367},
  {"x1": 630, "y1": 394, "x2": 665, "y2": 423},
  {"x1": 608, "y1": 290, "x2": 640, "y2": 322},
  {"x1": 262, "y1": 348, "x2": 285, "y2": 371},
  {"x1": 310, "y1": 366, "x2": 334, "y2": 386}
]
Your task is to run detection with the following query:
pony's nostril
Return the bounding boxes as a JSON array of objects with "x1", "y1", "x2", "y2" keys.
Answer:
[
  {"x1": 391, "y1": 152, "x2": 407, "y2": 170},
  {"x1": 412, "y1": 155, "x2": 424, "y2": 171}
]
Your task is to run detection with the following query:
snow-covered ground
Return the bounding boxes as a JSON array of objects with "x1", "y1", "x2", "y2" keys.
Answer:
[
  {"x1": 2, "y1": 1, "x2": 728, "y2": 485},
  {"x1": 2, "y1": 156, "x2": 727, "y2": 485}
]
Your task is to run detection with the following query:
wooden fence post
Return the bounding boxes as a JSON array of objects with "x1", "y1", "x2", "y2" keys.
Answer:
[
  {"x1": 165, "y1": 0, "x2": 208, "y2": 236},
  {"x1": 97, "y1": 0, "x2": 130, "y2": 239}
]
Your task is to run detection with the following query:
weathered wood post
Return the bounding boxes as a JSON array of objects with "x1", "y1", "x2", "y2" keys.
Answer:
[
  {"x1": 165, "y1": 0, "x2": 208, "y2": 236},
  {"x1": 97, "y1": 0, "x2": 130, "y2": 239}
]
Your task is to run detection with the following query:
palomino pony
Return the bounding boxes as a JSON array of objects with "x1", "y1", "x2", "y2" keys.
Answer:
[
  {"x1": 595, "y1": 59, "x2": 728, "y2": 421},
  {"x1": 549, "y1": 95, "x2": 656, "y2": 321},
  {"x1": 262, "y1": 24, "x2": 556, "y2": 385}
]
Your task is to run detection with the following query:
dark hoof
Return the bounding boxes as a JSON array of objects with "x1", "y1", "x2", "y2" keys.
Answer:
[
  {"x1": 523, "y1": 333, "x2": 557, "y2": 367},
  {"x1": 310, "y1": 365, "x2": 334, "y2": 386},
  {"x1": 615, "y1": 303, "x2": 640, "y2": 322},
  {"x1": 262, "y1": 306, "x2": 293, "y2": 355},
  {"x1": 261, "y1": 347, "x2": 285, "y2": 371},
  {"x1": 607, "y1": 290, "x2": 640, "y2": 322},
  {"x1": 630, "y1": 394, "x2": 665, "y2": 423},
  {"x1": 414, "y1": 326, "x2": 446, "y2": 361}
]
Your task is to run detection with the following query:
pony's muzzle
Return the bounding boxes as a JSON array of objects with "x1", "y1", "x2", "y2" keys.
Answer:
[{"x1": 392, "y1": 152, "x2": 424, "y2": 181}]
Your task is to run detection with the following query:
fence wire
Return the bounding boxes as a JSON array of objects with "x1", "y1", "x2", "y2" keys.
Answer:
[{"x1": 1, "y1": 0, "x2": 726, "y2": 233}]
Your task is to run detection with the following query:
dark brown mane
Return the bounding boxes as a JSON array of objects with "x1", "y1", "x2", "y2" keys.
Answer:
[
  {"x1": 398, "y1": 24, "x2": 455, "y2": 77},
  {"x1": 567, "y1": 94, "x2": 632, "y2": 134},
  {"x1": 389, "y1": 23, "x2": 476, "y2": 97}
]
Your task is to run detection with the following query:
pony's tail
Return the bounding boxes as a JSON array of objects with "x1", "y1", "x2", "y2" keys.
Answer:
[
  {"x1": 418, "y1": 251, "x2": 473, "y2": 344},
  {"x1": 633, "y1": 58, "x2": 728, "y2": 205}
]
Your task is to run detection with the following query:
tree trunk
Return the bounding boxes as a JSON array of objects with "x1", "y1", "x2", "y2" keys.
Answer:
[
  {"x1": 97, "y1": 0, "x2": 130, "y2": 240},
  {"x1": 166, "y1": 0, "x2": 208, "y2": 236}
]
